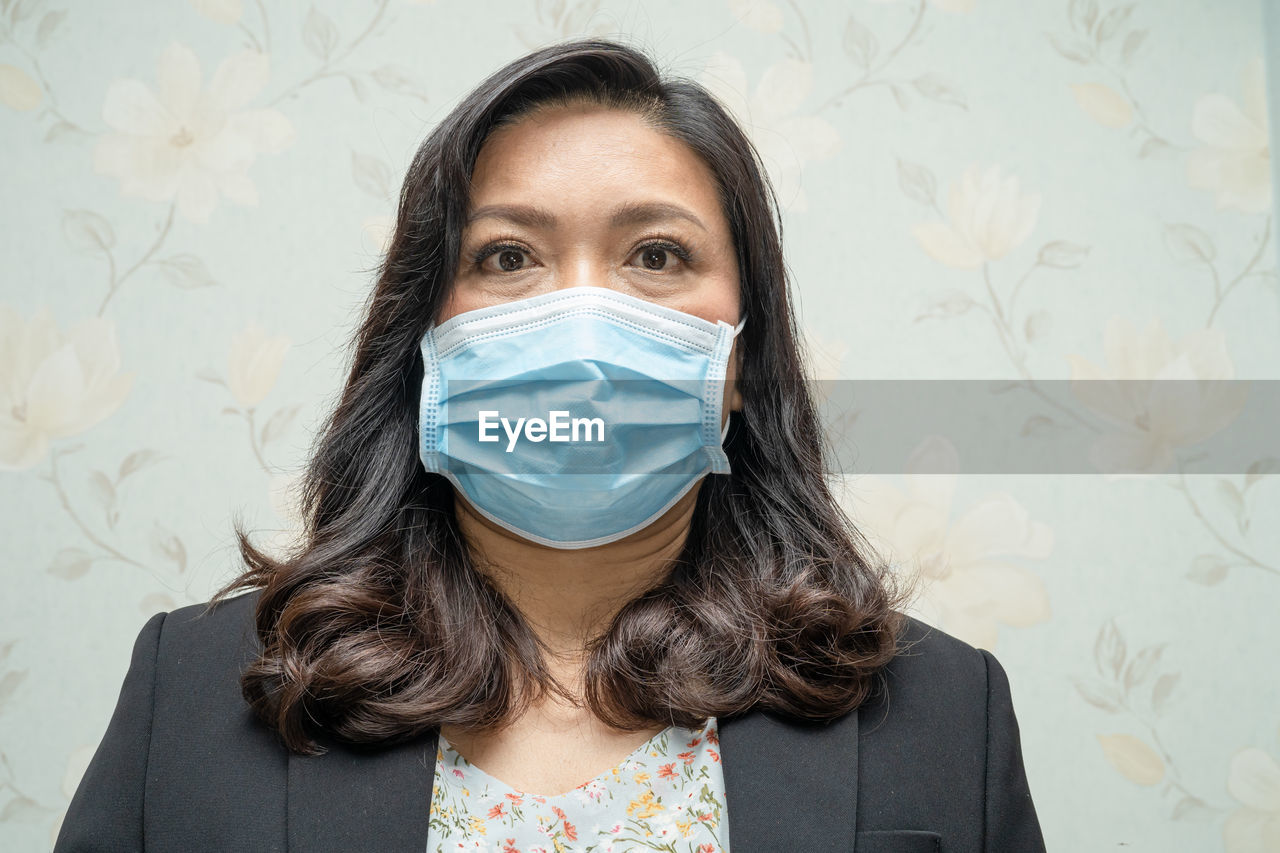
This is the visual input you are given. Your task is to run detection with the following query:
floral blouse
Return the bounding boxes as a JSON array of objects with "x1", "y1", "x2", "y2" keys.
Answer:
[{"x1": 426, "y1": 715, "x2": 729, "y2": 852}]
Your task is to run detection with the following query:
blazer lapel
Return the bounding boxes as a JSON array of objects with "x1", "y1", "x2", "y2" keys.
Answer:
[
  {"x1": 718, "y1": 706, "x2": 860, "y2": 853},
  {"x1": 288, "y1": 727, "x2": 439, "y2": 852}
]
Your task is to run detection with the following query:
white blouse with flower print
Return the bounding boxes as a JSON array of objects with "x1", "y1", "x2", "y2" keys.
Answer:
[{"x1": 426, "y1": 715, "x2": 729, "y2": 852}]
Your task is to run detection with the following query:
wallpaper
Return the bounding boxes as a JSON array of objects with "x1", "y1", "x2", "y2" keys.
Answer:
[{"x1": 1, "y1": 1, "x2": 1277, "y2": 850}]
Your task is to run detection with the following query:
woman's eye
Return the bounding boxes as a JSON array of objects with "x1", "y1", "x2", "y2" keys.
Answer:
[
  {"x1": 493, "y1": 248, "x2": 528, "y2": 272},
  {"x1": 631, "y1": 242, "x2": 690, "y2": 272},
  {"x1": 475, "y1": 244, "x2": 531, "y2": 273}
]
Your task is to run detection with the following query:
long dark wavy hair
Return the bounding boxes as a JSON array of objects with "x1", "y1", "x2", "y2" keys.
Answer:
[{"x1": 210, "y1": 36, "x2": 911, "y2": 756}]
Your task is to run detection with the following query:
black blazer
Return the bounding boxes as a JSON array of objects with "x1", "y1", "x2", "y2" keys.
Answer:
[{"x1": 54, "y1": 589, "x2": 1046, "y2": 852}]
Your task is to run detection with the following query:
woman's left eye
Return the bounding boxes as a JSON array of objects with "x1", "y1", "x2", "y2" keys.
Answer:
[{"x1": 630, "y1": 241, "x2": 692, "y2": 272}]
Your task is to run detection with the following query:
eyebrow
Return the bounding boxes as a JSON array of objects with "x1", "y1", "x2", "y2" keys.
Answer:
[{"x1": 466, "y1": 201, "x2": 707, "y2": 232}]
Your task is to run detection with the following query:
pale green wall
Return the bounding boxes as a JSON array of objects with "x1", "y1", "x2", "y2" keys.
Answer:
[{"x1": 2, "y1": 1, "x2": 1278, "y2": 850}]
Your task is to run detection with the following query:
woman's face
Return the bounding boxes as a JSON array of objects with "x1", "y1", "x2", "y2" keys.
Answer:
[
  {"x1": 438, "y1": 101, "x2": 744, "y2": 542},
  {"x1": 440, "y1": 102, "x2": 743, "y2": 359}
]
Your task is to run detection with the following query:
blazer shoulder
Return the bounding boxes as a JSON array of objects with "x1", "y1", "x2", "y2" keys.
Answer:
[
  {"x1": 890, "y1": 612, "x2": 988, "y2": 666},
  {"x1": 142, "y1": 587, "x2": 293, "y2": 849},
  {"x1": 147, "y1": 585, "x2": 277, "y2": 753},
  {"x1": 864, "y1": 613, "x2": 991, "y2": 726},
  {"x1": 166, "y1": 585, "x2": 261, "y2": 630},
  {"x1": 855, "y1": 621, "x2": 1044, "y2": 848},
  {"x1": 889, "y1": 612, "x2": 988, "y2": 676},
  {"x1": 154, "y1": 587, "x2": 264, "y2": 677}
]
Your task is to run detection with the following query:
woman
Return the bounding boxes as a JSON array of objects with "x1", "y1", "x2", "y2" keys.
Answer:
[{"x1": 55, "y1": 38, "x2": 1045, "y2": 853}]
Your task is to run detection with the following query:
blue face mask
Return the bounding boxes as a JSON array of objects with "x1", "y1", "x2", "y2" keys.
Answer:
[{"x1": 418, "y1": 286, "x2": 746, "y2": 549}]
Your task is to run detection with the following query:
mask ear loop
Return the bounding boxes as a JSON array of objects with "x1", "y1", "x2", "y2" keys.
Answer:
[{"x1": 718, "y1": 314, "x2": 747, "y2": 443}]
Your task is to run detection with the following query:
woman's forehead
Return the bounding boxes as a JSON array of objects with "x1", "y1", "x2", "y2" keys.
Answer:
[{"x1": 468, "y1": 105, "x2": 723, "y2": 222}]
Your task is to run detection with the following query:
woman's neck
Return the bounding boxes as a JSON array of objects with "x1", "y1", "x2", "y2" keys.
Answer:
[{"x1": 453, "y1": 484, "x2": 701, "y2": 669}]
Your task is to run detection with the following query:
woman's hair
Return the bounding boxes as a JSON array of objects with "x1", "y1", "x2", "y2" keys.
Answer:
[{"x1": 210, "y1": 36, "x2": 911, "y2": 755}]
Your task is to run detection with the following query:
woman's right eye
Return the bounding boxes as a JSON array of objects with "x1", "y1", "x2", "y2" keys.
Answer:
[{"x1": 473, "y1": 243, "x2": 531, "y2": 273}]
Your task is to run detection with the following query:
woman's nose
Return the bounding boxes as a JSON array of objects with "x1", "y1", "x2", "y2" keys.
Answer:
[{"x1": 556, "y1": 255, "x2": 610, "y2": 290}]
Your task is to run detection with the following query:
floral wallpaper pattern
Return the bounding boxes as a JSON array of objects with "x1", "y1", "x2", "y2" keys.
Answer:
[{"x1": 1, "y1": 1, "x2": 1277, "y2": 851}]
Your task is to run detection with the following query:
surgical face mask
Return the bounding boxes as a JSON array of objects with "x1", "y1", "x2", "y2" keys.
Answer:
[{"x1": 417, "y1": 286, "x2": 746, "y2": 549}]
